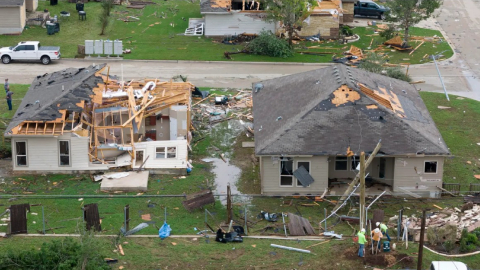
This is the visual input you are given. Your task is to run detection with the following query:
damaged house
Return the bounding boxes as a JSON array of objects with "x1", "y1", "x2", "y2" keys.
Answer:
[
  {"x1": 5, "y1": 64, "x2": 194, "y2": 174},
  {"x1": 253, "y1": 64, "x2": 450, "y2": 198},
  {"x1": 200, "y1": 0, "x2": 355, "y2": 38}
]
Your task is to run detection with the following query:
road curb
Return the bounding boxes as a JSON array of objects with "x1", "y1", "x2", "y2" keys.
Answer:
[{"x1": 77, "y1": 58, "x2": 334, "y2": 66}]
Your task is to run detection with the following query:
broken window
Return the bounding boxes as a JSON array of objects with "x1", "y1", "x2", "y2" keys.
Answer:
[
  {"x1": 167, "y1": 147, "x2": 177, "y2": 158},
  {"x1": 335, "y1": 156, "x2": 348, "y2": 171},
  {"x1": 296, "y1": 161, "x2": 310, "y2": 186},
  {"x1": 231, "y1": 0, "x2": 264, "y2": 11},
  {"x1": 59, "y1": 140, "x2": 70, "y2": 166},
  {"x1": 424, "y1": 161, "x2": 437, "y2": 173},
  {"x1": 379, "y1": 158, "x2": 386, "y2": 179},
  {"x1": 280, "y1": 159, "x2": 293, "y2": 186},
  {"x1": 156, "y1": 147, "x2": 166, "y2": 159},
  {"x1": 351, "y1": 156, "x2": 360, "y2": 171},
  {"x1": 15, "y1": 141, "x2": 27, "y2": 166}
]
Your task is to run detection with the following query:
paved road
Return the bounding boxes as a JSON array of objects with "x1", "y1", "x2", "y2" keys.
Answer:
[
  {"x1": 1, "y1": 0, "x2": 479, "y2": 100},
  {"x1": 0, "y1": 59, "x2": 324, "y2": 89}
]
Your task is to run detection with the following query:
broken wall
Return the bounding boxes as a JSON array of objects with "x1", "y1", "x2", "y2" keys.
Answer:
[
  {"x1": 133, "y1": 140, "x2": 188, "y2": 169},
  {"x1": 297, "y1": 14, "x2": 339, "y2": 39},
  {"x1": 204, "y1": 12, "x2": 275, "y2": 36},
  {"x1": 342, "y1": 2, "x2": 354, "y2": 23},
  {"x1": 260, "y1": 156, "x2": 328, "y2": 195},
  {"x1": 393, "y1": 156, "x2": 445, "y2": 196}
]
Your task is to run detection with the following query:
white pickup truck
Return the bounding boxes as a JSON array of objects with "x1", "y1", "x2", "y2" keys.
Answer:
[{"x1": 0, "y1": 41, "x2": 61, "y2": 65}]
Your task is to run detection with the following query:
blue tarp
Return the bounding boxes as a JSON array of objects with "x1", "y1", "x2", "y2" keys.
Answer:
[{"x1": 158, "y1": 221, "x2": 172, "y2": 239}]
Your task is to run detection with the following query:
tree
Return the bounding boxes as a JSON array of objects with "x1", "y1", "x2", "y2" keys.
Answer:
[
  {"x1": 99, "y1": 0, "x2": 114, "y2": 35},
  {"x1": 262, "y1": 0, "x2": 317, "y2": 46},
  {"x1": 359, "y1": 52, "x2": 411, "y2": 82},
  {"x1": 385, "y1": 0, "x2": 442, "y2": 44}
]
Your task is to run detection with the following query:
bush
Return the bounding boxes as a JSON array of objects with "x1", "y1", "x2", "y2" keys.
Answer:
[
  {"x1": 341, "y1": 25, "x2": 353, "y2": 36},
  {"x1": 459, "y1": 229, "x2": 479, "y2": 253},
  {"x1": 443, "y1": 240, "x2": 455, "y2": 253},
  {"x1": 246, "y1": 30, "x2": 294, "y2": 58},
  {"x1": 386, "y1": 67, "x2": 412, "y2": 82},
  {"x1": 379, "y1": 24, "x2": 397, "y2": 41},
  {"x1": 0, "y1": 233, "x2": 109, "y2": 270}
]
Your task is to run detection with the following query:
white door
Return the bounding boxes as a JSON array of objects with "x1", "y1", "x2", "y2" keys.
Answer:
[
  {"x1": 24, "y1": 44, "x2": 38, "y2": 59},
  {"x1": 11, "y1": 45, "x2": 26, "y2": 60}
]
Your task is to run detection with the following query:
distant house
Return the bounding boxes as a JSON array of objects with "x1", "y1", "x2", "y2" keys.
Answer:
[
  {"x1": 5, "y1": 64, "x2": 194, "y2": 174},
  {"x1": 0, "y1": 0, "x2": 26, "y2": 35},
  {"x1": 200, "y1": 0, "x2": 355, "y2": 38},
  {"x1": 253, "y1": 65, "x2": 450, "y2": 198}
]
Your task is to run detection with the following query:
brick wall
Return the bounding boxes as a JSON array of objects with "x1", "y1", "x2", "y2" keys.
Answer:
[
  {"x1": 299, "y1": 14, "x2": 340, "y2": 39},
  {"x1": 343, "y1": 14, "x2": 354, "y2": 23}
]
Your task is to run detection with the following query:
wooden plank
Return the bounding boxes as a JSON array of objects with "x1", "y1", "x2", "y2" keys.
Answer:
[
  {"x1": 242, "y1": 141, "x2": 255, "y2": 148},
  {"x1": 10, "y1": 204, "x2": 30, "y2": 234},
  {"x1": 83, "y1": 203, "x2": 102, "y2": 232}
]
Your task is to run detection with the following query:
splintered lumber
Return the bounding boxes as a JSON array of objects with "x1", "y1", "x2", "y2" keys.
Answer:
[
  {"x1": 436, "y1": 186, "x2": 456, "y2": 197},
  {"x1": 384, "y1": 36, "x2": 404, "y2": 47},
  {"x1": 287, "y1": 213, "x2": 316, "y2": 236},
  {"x1": 409, "y1": 41, "x2": 424, "y2": 55},
  {"x1": 118, "y1": 244, "x2": 125, "y2": 255},
  {"x1": 182, "y1": 189, "x2": 215, "y2": 212},
  {"x1": 332, "y1": 142, "x2": 382, "y2": 211}
]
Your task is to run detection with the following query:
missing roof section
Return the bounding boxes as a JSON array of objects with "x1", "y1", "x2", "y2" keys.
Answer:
[
  {"x1": 331, "y1": 85, "x2": 360, "y2": 107},
  {"x1": 358, "y1": 83, "x2": 406, "y2": 118}
]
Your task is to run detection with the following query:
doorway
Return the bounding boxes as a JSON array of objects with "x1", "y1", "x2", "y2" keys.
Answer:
[{"x1": 135, "y1": 150, "x2": 145, "y2": 167}]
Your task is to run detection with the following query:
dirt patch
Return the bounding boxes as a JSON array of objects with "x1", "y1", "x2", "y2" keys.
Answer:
[
  {"x1": 343, "y1": 246, "x2": 415, "y2": 268},
  {"x1": 223, "y1": 248, "x2": 245, "y2": 260}
]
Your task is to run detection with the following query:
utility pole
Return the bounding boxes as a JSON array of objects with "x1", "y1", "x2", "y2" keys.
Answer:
[
  {"x1": 417, "y1": 209, "x2": 427, "y2": 270},
  {"x1": 359, "y1": 152, "x2": 366, "y2": 230}
]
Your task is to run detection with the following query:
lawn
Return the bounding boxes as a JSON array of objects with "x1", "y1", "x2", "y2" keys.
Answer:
[{"x1": 0, "y1": 1, "x2": 452, "y2": 64}]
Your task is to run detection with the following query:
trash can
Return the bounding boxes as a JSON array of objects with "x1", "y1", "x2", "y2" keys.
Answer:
[
  {"x1": 46, "y1": 23, "x2": 55, "y2": 35},
  {"x1": 76, "y1": 3, "x2": 84, "y2": 12},
  {"x1": 50, "y1": 0, "x2": 58, "y2": 5},
  {"x1": 383, "y1": 241, "x2": 390, "y2": 252},
  {"x1": 54, "y1": 22, "x2": 60, "y2": 33}
]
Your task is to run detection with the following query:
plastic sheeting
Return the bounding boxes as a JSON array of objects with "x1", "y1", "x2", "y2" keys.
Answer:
[{"x1": 159, "y1": 221, "x2": 172, "y2": 239}]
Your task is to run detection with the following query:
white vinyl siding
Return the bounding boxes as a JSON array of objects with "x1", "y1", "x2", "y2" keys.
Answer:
[
  {"x1": 204, "y1": 12, "x2": 275, "y2": 36},
  {"x1": 12, "y1": 135, "x2": 93, "y2": 171},
  {"x1": 393, "y1": 157, "x2": 444, "y2": 192},
  {"x1": 0, "y1": 6, "x2": 23, "y2": 34},
  {"x1": 134, "y1": 140, "x2": 188, "y2": 169},
  {"x1": 261, "y1": 156, "x2": 328, "y2": 195}
]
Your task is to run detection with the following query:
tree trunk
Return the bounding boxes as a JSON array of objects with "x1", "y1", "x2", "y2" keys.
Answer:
[
  {"x1": 288, "y1": 26, "x2": 294, "y2": 47},
  {"x1": 404, "y1": 26, "x2": 410, "y2": 44}
]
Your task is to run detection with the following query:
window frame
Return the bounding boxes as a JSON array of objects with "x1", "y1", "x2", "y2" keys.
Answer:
[
  {"x1": 166, "y1": 146, "x2": 177, "y2": 159},
  {"x1": 296, "y1": 161, "x2": 311, "y2": 187},
  {"x1": 424, "y1": 161, "x2": 438, "y2": 174},
  {"x1": 58, "y1": 140, "x2": 71, "y2": 167},
  {"x1": 280, "y1": 159, "x2": 294, "y2": 187},
  {"x1": 155, "y1": 147, "x2": 166, "y2": 159},
  {"x1": 335, "y1": 156, "x2": 348, "y2": 171},
  {"x1": 15, "y1": 140, "x2": 28, "y2": 167}
]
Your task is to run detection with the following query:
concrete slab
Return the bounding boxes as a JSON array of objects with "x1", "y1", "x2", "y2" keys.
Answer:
[{"x1": 100, "y1": 171, "x2": 149, "y2": 191}]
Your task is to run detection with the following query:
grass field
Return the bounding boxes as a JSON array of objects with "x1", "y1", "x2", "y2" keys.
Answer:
[{"x1": 0, "y1": 1, "x2": 452, "y2": 64}]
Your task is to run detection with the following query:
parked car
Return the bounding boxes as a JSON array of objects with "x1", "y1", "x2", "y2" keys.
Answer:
[
  {"x1": 0, "y1": 41, "x2": 61, "y2": 65},
  {"x1": 430, "y1": 261, "x2": 470, "y2": 270},
  {"x1": 354, "y1": 0, "x2": 390, "y2": 20}
]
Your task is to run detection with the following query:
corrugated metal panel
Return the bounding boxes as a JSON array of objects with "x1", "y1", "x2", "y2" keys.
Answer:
[
  {"x1": 10, "y1": 204, "x2": 30, "y2": 234},
  {"x1": 293, "y1": 166, "x2": 315, "y2": 187},
  {"x1": 204, "y1": 12, "x2": 275, "y2": 36},
  {"x1": 83, "y1": 203, "x2": 101, "y2": 232}
]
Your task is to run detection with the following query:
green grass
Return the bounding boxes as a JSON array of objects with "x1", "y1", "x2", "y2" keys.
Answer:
[
  {"x1": 0, "y1": 235, "x2": 478, "y2": 269},
  {"x1": 0, "y1": 1, "x2": 452, "y2": 64},
  {"x1": 0, "y1": 84, "x2": 29, "y2": 150},
  {"x1": 420, "y1": 92, "x2": 480, "y2": 190}
]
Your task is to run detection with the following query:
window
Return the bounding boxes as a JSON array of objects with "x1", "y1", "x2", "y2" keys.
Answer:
[
  {"x1": 156, "y1": 147, "x2": 166, "y2": 159},
  {"x1": 351, "y1": 156, "x2": 360, "y2": 171},
  {"x1": 15, "y1": 45, "x2": 26, "y2": 51},
  {"x1": 59, "y1": 140, "x2": 70, "y2": 166},
  {"x1": 424, "y1": 161, "x2": 438, "y2": 174},
  {"x1": 296, "y1": 161, "x2": 310, "y2": 186},
  {"x1": 335, "y1": 156, "x2": 348, "y2": 171},
  {"x1": 25, "y1": 45, "x2": 35, "y2": 50},
  {"x1": 15, "y1": 141, "x2": 27, "y2": 166},
  {"x1": 280, "y1": 159, "x2": 293, "y2": 186},
  {"x1": 368, "y1": 3, "x2": 378, "y2": 9},
  {"x1": 167, "y1": 147, "x2": 176, "y2": 158}
]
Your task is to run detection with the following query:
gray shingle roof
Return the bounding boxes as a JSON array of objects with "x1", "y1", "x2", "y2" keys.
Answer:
[
  {"x1": 5, "y1": 64, "x2": 106, "y2": 135},
  {"x1": 0, "y1": 0, "x2": 24, "y2": 7},
  {"x1": 200, "y1": 0, "x2": 230, "y2": 13},
  {"x1": 252, "y1": 64, "x2": 449, "y2": 156}
]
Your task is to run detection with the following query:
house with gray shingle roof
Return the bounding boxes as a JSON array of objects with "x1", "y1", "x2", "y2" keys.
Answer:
[{"x1": 253, "y1": 64, "x2": 449, "y2": 198}]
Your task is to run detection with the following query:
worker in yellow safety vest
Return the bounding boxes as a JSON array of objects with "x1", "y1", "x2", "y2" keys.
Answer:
[
  {"x1": 377, "y1": 222, "x2": 391, "y2": 241},
  {"x1": 357, "y1": 228, "x2": 367, "y2": 258}
]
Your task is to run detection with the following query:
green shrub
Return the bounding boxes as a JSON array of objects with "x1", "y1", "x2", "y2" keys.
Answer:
[
  {"x1": 386, "y1": 67, "x2": 412, "y2": 82},
  {"x1": 341, "y1": 25, "x2": 353, "y2": 36},
  {"x1": 459, "y1": 229, "x2": 479, "y2": 253},
  {"x1": 443, "y1": 240, "x2": 455, "y2": 253},
  {"x1": 246, "y1": 30, "x2": 294, "y2": 58},
  {"x1": 379, "y1": 24, "x2": 397, "y2": 41}
]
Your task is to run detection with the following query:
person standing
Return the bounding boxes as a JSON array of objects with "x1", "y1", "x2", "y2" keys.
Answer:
[
  {"x1": 377, "y1": 222, "x2": 391, "y2": 241},
  {"x1": 371, "y1": 228, "x2": 383, "y2": 253},
  {"x1": 4, "y1": 79, "x2": 9, "y2": 93},
  {"x1": 357, "y1": 228, "x2": 367, "y2": 258},
  {"x1": 6, "y1": 89, "x2": 13, "y2": 111}
]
